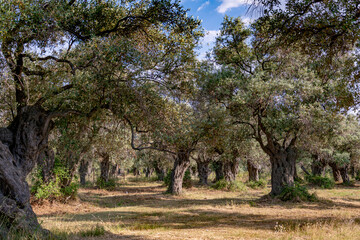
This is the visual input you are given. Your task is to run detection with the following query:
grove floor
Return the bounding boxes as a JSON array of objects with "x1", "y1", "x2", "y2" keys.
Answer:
[{"x1": 33, "y1": 179, "x2": 360, "y2": 240}]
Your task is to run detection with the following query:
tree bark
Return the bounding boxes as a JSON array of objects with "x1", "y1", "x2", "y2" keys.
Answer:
[
  {"x1": 79, "y1": 159, "x2": 90, "y2": 186},
  {"x1": 247, "y1": 159, "x2": 260, "y2": 182},
  {"x1": 340, "y1": 166, "x2": 350, "y2": 184},
  {"x1": 212, "y1": 161, "x2": 224, "y2": 182},
  {"x1": 196, "y1": 158, "x2": 211, "y2": 185},
  {"x1": 269, "y1": 146, "x2": 297, "y2": 196},
  {"x1": 311, "y1": 155, "x2": 326, "y2": 176},
  {"x1": 36, "y1": 146, "x2": 55, "y2": 183},
  {"x1": 0, "y1": 104, "x2": 53, "y2": 236},
  {"x1": 145, "y1": 167, "x2": 154, "y2": 178},
  {"x1": 167, "y1": 152, "x2": 190, "y2": 195},
  {"x1": 100, "y1": 154, "x2": 110, "y2": 183},
  {"x1": 152, "y1": 160, "x2": 166, "y2": 181},
  {"x1": 223, "y1": 157, "x2": 240, "y2": 183},
  {"x1": 329, "y1": 162, "x2": 342, "y2": 182}
]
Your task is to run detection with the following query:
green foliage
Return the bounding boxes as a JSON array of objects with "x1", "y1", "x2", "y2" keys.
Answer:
[
  {"x1": 163, "y1": 170, "x2": 172, "y2": 187},
  {"x1": 212, "y1": 179, "x2": 247, "y2": 192},
  {"x1": 31, "y1": 160, "x2": 79, "y2": 201},
  {"x1": 96, "y1": 178, "x2": 116, "y2": 190},
  {"x1": 305, "y1": 175, "x2": 335, "y2": 189},
  {"x1": 79, "y1": 225, "x2": 105, "y2": 237},
  {"x1": 247, "y1": 179, "x2": 267, "y2": 189},
  {"x1": 278, "y1": 184, "x2": 317, "y2": 202}
]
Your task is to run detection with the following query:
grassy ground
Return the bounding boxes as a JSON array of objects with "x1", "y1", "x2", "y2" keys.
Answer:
[{"x1": 32, "y1": 178, "x2": 360, "y2": 240}]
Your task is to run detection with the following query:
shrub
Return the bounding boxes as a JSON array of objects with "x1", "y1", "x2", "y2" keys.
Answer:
[
  {"x1": 212, "y1": 179, "x2": 247, "y2": 192},
  {"x1": 305, "y1": 175, "x2": 335, "y2": 189},
  {"x1": 278, "y1": 184, "x2": 317, "y2": 202},
  {"x1": 247, "y1": 179, "x2": 267, "y2": 189},
  {"x1": 96, "y1": 178, "x2": 116, "y2": 190}
]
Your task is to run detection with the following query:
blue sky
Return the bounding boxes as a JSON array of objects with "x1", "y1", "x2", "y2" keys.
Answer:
[{"x1": 180, "y1": 0, "x2": 260, "y2": 58}]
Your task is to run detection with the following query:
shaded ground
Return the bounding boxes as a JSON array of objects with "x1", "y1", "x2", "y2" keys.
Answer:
[{"x1": 33, "y1": 179, "x2": 360, "y2": 240}]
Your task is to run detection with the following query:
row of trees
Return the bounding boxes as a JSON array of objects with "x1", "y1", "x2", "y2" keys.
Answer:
[{"x1": 0, "y1": 0, "x2": 359, "y2": 237}]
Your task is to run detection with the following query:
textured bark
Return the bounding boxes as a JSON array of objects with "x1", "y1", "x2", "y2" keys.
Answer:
[
  {"x1": 247, "y1": 159, "x2": 260, "y2": 182},
  {"x1": 100, "y1": 154, "x2": 110, "y2": 183},
  {"x1": 212, "y1": 161, "x2": 224, "y2": 182},
  {"x1": 0, "y1": 104, "x2": 52, "y2": 236},
  {"x1": 270, "y1": 146, "x2": 297, "y2": 196},
  {"x1": 167, "y1": 152, "x2": 190, "y2": 195},
  {"x1": 340, "y1": 166, "x2": 350, "y2": 184},
  {"x1": 110, "y1": 163, "x2": 119, "y2": 179},
  {"x1": 223, "y1": 157, "x2": 240, "y2": 183},
  {"x1": 329, "y1": 162, "x2": 342, "y2": 182},
  {"x1": 154, "y1": 165, "x2": 166, "y2": 181},
  {"x1": 79, "y1": 159, "x2": 90, "y2": 186},
  {"x1": 311, "y1": 155, "x2": 327, "y2": 176},
  {"x1": 196, "y1": 158, "x2": 211, "y2": 185}
]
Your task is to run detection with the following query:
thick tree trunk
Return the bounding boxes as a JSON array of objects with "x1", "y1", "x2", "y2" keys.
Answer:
[
  {"x1": 340, "y1": 166, "x2": 350, "y2": 184},
  {"x1": 0, "y1": 105, "x2": 52, "y2": 236},
  {"x1": 247, "y1": 159, "x2": 260, "y2": 182},
  {"x1": 223, "y1": 158, "x2": 240, "y2": 183},
  {"x1": 311, "y1": 155, "x2": 326, "y2": 176},
  {"x1": 329, "y1": 162, "x2": 342, "y2": 182},
  {"x1": 270, "y1": 147, "x2": 297, "y2": 196},
  {"x1": 100, "y1": 154, "x2": 110, "y2": 183},
  {"x1": 212, "y1": 161, "x2": 224, "y2": 182},
  {"x1": 196, "y1": 158, "x2": 211, "y2": 185},
  {"x1": 79, "y1": 159, "x2": 90, "y2": 186},
  {"x1": 167, "y1": 152, "x2": 190, "y2": 195}
]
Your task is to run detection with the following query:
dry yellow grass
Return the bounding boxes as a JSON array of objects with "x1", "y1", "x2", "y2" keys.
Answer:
[{"x1": 32, "y1": 179, "x2": 360, "y2": 240}]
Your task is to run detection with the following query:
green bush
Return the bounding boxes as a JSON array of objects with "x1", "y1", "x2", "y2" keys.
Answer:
[
  {"x1": 96, "y1": 178, "x2": 116, "y2": 190},
  {"x1": 278, "y1": 184, "x2": 317, "y2": 202},
  {"x1": 247, "y1": 179, "x2": 267, "y2": 189},
  {"x1": 305, "y1": 175, "x2": 335, "y2": 189},
  {"x1": 212, "y1": 179, "x2": 247, "y2": 192},
  {"x1": 31, "y1": 160, "x2": 79, "y2": 201}
]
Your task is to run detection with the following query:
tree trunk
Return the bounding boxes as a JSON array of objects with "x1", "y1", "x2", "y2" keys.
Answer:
[
  {"x1": 0, "y1": 104, "x2": 53, "y2": 236},
  {"x1": 100, "y1": 154, "x2": 110, "y2": 183},
  {"x1": 329, "y1": 162, "x2": 342, "y2": 182},
  {"x1": 340, "y1": 166, "x2": 350, "y2": 184},
  {"x1": 153, "y1": 160, "x2": 166, "y2": 181},
  {"x1": 311, "y1": 155, "x2": 326, "y2": 176},
  {"x1": 167, "y1": 152, "x2": 190, "y2": 195},
  {"x1": 110, "y1": 163, "x2": 119, "y2": 179},
  {"x1": 37, "y1": 146, "x2": 55, "y2": 183},
  {"x1": 223, "y1": 158, "x2": 240, "y2": 183},
  {"x1": 247, "y1": 159, "x2": 260, "y2": 182},
  {"x1": 79, "y1": 159, "x2": 90, "y2": 186},
  {"x1": 145, "y1": 167, "x2": 154, "y2": 178},
  {"x1": 196, "y1": 158, "x2": 211, "y2": 185},
  {"x1": 270, "y1": 147, "x2": 297, "y2": 196},
  {"x1": 212, "y1": 161, "x2": 224, "y2": 182}
]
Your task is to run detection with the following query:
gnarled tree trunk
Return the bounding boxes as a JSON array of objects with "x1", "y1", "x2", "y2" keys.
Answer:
[
  {"x1": 0, "y1": 104, "x2": 53, "y2": 236},
  {"x1": 269, "y1": 146, "x2": 297, "y2": 196},
  {"x1": 195, "y1": 157, "x2": 211, "y2": 185},
  {"x1": 79, "y1": 159, "x2": 90, "y2": 186},
  {"x1": 311, "y1": 154, "x2": 326, "y2": 176},
  {"x1": 247, "y1": 159, "x2": 260, "y2": 182},
  {"x1": 340, "y1": 166, "x2": 350, "y2": 184},
  {"x1": 223, "y1": 157, "x2": 240, "y2": 183},
  {"x1": 167, "y1": 152, "x2": 190, "y2": 195},
  {"x1": 329, "y1": 162, "x2": 342, "y2": 182},
  {"x1": 212, "y1": 160, "x2": 224, "y2": 182},
  {"x1": 99, "y1": 153, "x2": 110, "y2": 183}
]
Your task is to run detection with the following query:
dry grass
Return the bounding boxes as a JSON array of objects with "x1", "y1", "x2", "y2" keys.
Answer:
[{"x1": 32, "y1": 179, "x2": 360, "y2": 240}]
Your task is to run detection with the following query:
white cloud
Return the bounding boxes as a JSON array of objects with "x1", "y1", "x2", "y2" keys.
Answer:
[
  {"x1": 203, "y1": 30, "x2": 220, "y2": 45},
  {"x1": 197, "y1": 1, "x2": 210, "y2": 11},
  {"x1": 217, "y1": 0, "x2": 252, "y2": 13},
  {"x1": 241, "y1": 17, "x2": 254, "y2": 26}
]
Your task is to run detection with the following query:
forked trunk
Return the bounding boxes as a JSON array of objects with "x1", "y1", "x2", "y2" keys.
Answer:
[
  {"x1": 196, "y1": 159, "x2": 210, "y2": 185},
  {"x1": 223, "y1": 158, "x2": 240, "y2": 183},
  {"x1": 247, "y1": 159, "x2": 260, "y2": 182},
  {"x1": 0, "y1": 105, "x2": 52, "y2": 236},
  {"x1": 340, "y1": 166, "x2": 350, "y2": 184},
  {"x1": 167, "y1": 152, "x2": 190, "y2": 195},
  {"x1": 270, "y1": 147, "x2": 297, "y2": 196},
  {"x1": 329, "y1": 162, "x2": 342, "y2": 182}
]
